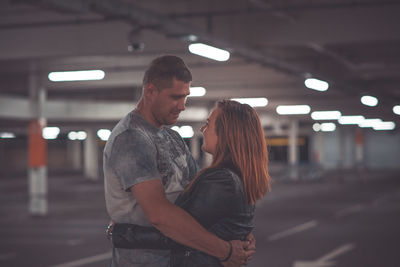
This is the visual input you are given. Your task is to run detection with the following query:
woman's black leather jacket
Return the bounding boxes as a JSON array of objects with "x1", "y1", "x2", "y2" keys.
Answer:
[{"x1": 112, "y1": 167, "x2": 255, "y2": 267}]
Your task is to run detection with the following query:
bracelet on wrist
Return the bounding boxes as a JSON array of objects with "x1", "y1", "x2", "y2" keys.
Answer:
[
  {"x1": 106, "y1": 224, "x2": 114, "y2": 240},
  {"x1": 220, "y1": 241, "x2": 233, "y2": 262}
]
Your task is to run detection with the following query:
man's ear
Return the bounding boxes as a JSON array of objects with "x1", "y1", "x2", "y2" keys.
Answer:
[{"x1": 144, "y1": 83, "x2": 158, "y2": 100}]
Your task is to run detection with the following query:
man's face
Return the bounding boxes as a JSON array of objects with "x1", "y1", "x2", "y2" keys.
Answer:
[{"x1": 150, "y1": 78, "x2": 190, "y2": 127}]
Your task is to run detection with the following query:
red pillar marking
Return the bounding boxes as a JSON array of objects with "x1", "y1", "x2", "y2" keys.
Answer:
[{"x1": 28, "y1": 120, "x2": 47, "y2": 167}]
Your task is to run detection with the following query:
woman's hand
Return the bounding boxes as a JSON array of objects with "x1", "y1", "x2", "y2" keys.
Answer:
[
  {"x1": 106, "y1": 220, "x2": 115, "y2": 240},
  {"x1": 244, "y1": 232, "x2": 256, "y2": 264},
  {"x1": 221, "y1": 239, "x2": 255, "y2": 267}
]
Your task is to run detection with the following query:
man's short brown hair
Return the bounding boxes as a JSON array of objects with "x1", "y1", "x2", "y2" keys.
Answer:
[{"x1": 143, "y1": 55, "x2": 192, "y2": 90}]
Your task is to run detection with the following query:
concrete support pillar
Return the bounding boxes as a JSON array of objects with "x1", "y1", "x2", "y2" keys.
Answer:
[
  {"x1": 288, "y1": 120, "x2": 299, "y2": 179},
  {"x1": 339, "y1": 128, "x2": 355, "y2": 169},
  {"x1": 355, "y1": 128, "x2": 364, "y2": 170},
  {"x1": 28, "y1": 165, "x2": 48, "y2": 215},
  {"x1": 272, "y1": 121, "x2": 283, "y2": 136},
  {"x1": 84, "y1": 129, "x2": 99, "y2": 180},
  {"x1": 190, "y1": 135, "x2": 200, "y2": 163},
  {"x1": 311, "y1": 132, "x2": 323, "y2": 165},
  {"x1": 28, "y1": 68, "x2": 48, "y2": 216},
  {"x1": 67, "y1": 140, "x2": 82, "y2": 171}
]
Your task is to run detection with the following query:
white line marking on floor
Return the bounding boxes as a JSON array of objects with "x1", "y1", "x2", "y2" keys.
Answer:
[
  {"x1": 319, "y1": 243, "x2": 355, "y2": 263},
  {"x1": 335, "y1": 204, "x2": 365, "y2": 218},
  {"x1": 292, "y1": 243, "x2": 355, "y2": 267},
  {"x1": 50, "y1": 251, "x2": 112, "y2": 267},
  {"x1": 268, "y1": 220, "x2": 318, "y2": 241}
]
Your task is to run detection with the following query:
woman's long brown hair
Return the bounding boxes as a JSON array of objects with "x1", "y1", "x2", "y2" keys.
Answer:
[{"x1": 185, "y1": 100, "x2": 270, "y2": 204}]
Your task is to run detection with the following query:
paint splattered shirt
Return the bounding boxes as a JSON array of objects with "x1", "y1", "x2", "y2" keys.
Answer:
[{"x1": 104, "y1": 110, "x2": 199, "y2": 267}]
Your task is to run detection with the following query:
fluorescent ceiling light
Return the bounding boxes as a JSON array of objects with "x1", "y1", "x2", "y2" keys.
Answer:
[
  {"x1": 393, "y1": 105, "x2": 400, "y2": 115},
  {"x1": 320, "y1": 122, "x2": 336, "y2": 132},
  {"x1": 361, "y1": 95, "x2": 378, "y2": 107},
  {"x1": 43, "y1": 127, "x2": 60, "y2": 140},
  {"x1": 0, "y1": 132, "x2": 16, "y2": 139},
  {"x1": 311, "y1": 111, "x2": 341, "y2": 120},
  {"x1": 48, "y1": 70, "x2": 105, "y2": 82},
  {"x1": 231, "y1": 97, "x2": 268, "y2": 107},
  {"x1": 276, "y1": 105, "x2": 311, "y2": 115},
  {"x1": 358, "y1": 118, "x2": 382, "y2": 128},
  {"x1": 188, "y1": 43, "x2": 230, "y2": 61},
  {"x1": 312, "y1": 123, "x2": 321, "y2": 132},
  {"x1": 338, "y1": 116, "x2": 365, "y2": 125},
  {"x1": 171, "y1": 125, "x2": 194, "y2": 138},
  {"x1": 304, "y1": 78, "x2": 329, "y2": 92},
  {"x1": 373, "y1": 121, "x2": 396, "y2": 131},
  {"x1": 189, "y1": 87, "x2": 206, "y2": 97},
  {"x1": 68, "y1": 131, "x2": 87, "y2": 141},
  {"x1": 97, "y1": 129, "x2": 111, "y2": 141}
]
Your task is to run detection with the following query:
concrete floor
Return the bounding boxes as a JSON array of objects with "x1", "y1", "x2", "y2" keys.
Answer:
[{"x1": 1, "y1": 170, "x2": 399, "y2": 267}]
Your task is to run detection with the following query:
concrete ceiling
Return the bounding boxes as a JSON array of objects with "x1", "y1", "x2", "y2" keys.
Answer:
[{"x1": 1, "y1": 0, "x2": 400, "y2": 133}]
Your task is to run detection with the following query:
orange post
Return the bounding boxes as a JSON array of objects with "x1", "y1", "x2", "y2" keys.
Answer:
[
  {"x1": 355, "y1": 128, "x2": 363, "y2": 146},
  {"x1": 28, "y1": 120, "x2": 47, "y2": 167}
]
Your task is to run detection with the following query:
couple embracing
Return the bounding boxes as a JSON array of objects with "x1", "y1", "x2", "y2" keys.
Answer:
[{"x1": 104, "y1": 55, "x2": 270, "y2": 267}]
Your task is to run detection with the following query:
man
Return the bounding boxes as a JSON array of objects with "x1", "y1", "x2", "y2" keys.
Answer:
[{"x1": 104, "y1": 55, "x2": 254, "y2": 266}]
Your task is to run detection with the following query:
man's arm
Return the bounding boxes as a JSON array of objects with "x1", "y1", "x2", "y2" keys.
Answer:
[
  {"x1": 108, "y1": 130, "x2": 253, "y2": 264},
  {"x1": 131, "y1": 179, "x2": 229, "y2": 259},
  {"x1": 131, "y1": 179, "x2": 251, "y2": 264}
]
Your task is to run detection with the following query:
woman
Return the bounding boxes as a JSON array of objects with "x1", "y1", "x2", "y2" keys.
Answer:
[{"x1": 110, "y1": 100, "x2": 271, "y2": 266}]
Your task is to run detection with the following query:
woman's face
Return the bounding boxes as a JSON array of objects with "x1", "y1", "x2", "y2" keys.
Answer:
[{"x1": 200, "y1": 107, "x2": 220, "y2": 155}]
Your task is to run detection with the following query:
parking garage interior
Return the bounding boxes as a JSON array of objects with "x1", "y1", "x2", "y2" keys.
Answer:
[{"x1": 1, "y1": 1, "x2": 400, "y2": 266}]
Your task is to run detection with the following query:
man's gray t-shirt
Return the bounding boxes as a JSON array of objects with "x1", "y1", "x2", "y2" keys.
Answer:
[{"x1": 104, "y1": 111, "x2": 198, "y2": 267}]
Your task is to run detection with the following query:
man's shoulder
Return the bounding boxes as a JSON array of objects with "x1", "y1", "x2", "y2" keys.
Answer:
[
  {"x1": 162, "y1": 127, "x2": 188, "y2": 149},
  {"x1": 105, "y1": 112, "x2": 155, "y2": 154},
  {"x1": 163, "y1": 126, "x2": 180, "y2": 139}
]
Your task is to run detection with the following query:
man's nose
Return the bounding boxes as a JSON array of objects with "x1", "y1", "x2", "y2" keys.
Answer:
[{"x1": 177, "y1": 99, "x2": 186, "y2": 111}]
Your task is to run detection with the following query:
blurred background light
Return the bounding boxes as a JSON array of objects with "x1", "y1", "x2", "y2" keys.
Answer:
[
  {"x1": 48, "y1": 70, "x2": 105, "y2": 82},
  {"x1": 358, "y1": 118, "x2": 382, "y2": 128},
  {"x1": 231, "y1": 97, "x2": 268, "y2": 107},
  {"x1": 373, "y1": 121, "x2": 395, "y2": 131},
  {"x1": 171, "y1": 125, "x2": 194, "y2": 138},
  {"x1": 97, "y1": 129, "x2": 111, "y2": 141},
  {"x1": 42, "y1": 127, "x2": 60, "y2": 140},
  {"x1": 304, "y1": 78, "x2": 329, "y2": 91},
  {"x1": 393, "y1": 105, "x2": 400, "y2": 115},
  {"x1": 312, "y1": 123, "x2": 321, "y2": 132},
  {"x1": 320, "y1": 122, "x2": 336, "y2": 132},
  {"x1": 311, "y1": 111, "x2": 341, "y2": 120},
  {"x1": 361, "y1": 95, "x2": 378, "y2": 107},
  {"x1": 276, "y1": 105, "x2": 311, "y2": 115},
  {"x1": 338, "y1": 116, "x2": 364, "y2": 125},
  {"x1": 0, "y1": 132, "x2": 16, "y2": 139},
  {"x1": 189, "y1": 87, "x2": 206, "y2": 97},
  {"x1": 68, "y1": 131, "x2": 87, "y2": 140},
  {"x1": 188, "y1": 43, "x2": 230, "y2": 61}
]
